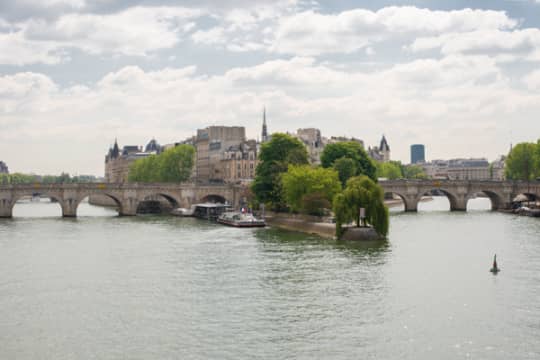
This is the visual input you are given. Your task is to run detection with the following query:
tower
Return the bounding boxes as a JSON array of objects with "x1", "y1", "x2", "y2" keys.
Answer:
[
  {"x1": 379, "y1": 135, "x2": 390, "y2": 162},
  {"x1": 261, "y1": 107, "x2": 268, "y2": 143}
]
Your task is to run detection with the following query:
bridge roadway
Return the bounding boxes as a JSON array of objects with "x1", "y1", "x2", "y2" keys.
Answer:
[
  {"x1": 0, "y1": 180, "x2": 539, "y2": 218},
  {"x1": 380, "y1": 179, "x2": 540, "y2": 212},
  {"x1": 0, "y1": 182, "x2": 242, "y2": 218}
]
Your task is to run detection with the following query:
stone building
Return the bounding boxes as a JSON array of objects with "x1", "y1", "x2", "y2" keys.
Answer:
[
  {"x1": 295, "y1": 128, "x2": 325, "y2": 165},
  {"x1": 421, "y1": 158, "x2": 492, "y2": 180},
  {"x1": 194, "y1": 126, "x2": 246, "y2": 183},
  {"x1": 368, "y1": 135, "x2": 391, "y2": 162},
  {"x1": 0, "y1": 161, "x2": 8, "y2": 174},
  {"x1": 220, "y1": 140, "x2": 258, "y2": 184},
  {"x1": 491, "y1": 156, "x2": 506, "y2": 181},
  {"x1": 447, "y1": 158, "x2": 490, "y2": 180},
  {"x1": 104, "y1": 139, "x2": 162, "y2": 182}
]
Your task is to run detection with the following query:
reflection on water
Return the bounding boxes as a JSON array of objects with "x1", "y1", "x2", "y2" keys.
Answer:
[{"x1": 1, "y1": 197, "x2": 540, "y2": 359}]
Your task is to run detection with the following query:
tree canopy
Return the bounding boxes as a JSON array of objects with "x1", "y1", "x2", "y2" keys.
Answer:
[
  {"x1": 0, "y1": 172, "x2": 99, "y2": 184},
  {"x1": 333, "y1": 175, "x2": 389, "y2": 238},
  {"x1": 505, "y1": 142, "x2": 540, "y2": 181},
  {"x1": 128, "y1": 144, "x2": 195, "y2": 183},
  {"x1": 252, "y1": 133, "x2": 309, "y2": 210},
  {"x1": 320, "y1": 141, "x2": 377, "y2": 182},
  {"x1": 281, "y1": 165, "x2": 341, "y2": 214},
  {"x1": 376, "y1": 161, "x2": 402, "y2": 180}
]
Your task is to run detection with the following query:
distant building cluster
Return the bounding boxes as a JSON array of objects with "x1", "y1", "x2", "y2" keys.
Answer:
[
  {"x1": 0, "y1": 161, "x2": 8, "y2": 174},
  {"x1": 104, "y1": 109, "x2": 392, "y2": 184},
  {"x1": 105, "y1": 139, "x2": 163, "y2": 182},
  {"x1": 420, "y1": 157, "x2": 506, "y2": 181}
]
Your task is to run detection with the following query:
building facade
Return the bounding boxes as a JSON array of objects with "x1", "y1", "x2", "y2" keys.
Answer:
[
  {"x1": 295, "y1": 128, "x2": 325, "y2": 165},
  {"x1": 411, "y1": 144, "x2": 425, "y2": 164},
  {"x1": 194, "y1": 126, "x2": 246, "y2": 183},
  {"x1": 220, "y1": 140, "x2": 258, "y2": 184},
  {"x1": 421, "y1": 158, "x2": 492, "y2": 180},
  {"x1": 105, "y1": 139, "x2": 162, "y2": 182},
  {"x1": 0, "y1": 161, "x2": 8, "y2": 174},
  {"x1": 368, "y1": 135, "x2": 391, "y2": 162}
]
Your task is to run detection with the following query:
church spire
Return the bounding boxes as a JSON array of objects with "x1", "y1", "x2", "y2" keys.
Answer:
[{"x1": 262, "y1": 107, "x2": 268, "y2": 143}]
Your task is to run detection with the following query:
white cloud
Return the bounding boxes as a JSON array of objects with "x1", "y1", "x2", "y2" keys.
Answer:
[
  {"x1": 410, "y1": 28, "x2": 540, "y2": 61},
  {"x1": 0, "y1": 6, "x2": 203, "y2": 64},
  {"x1": 2, "y1": 55, "x2": 538, "y2": 174},
  {"x1": 269, "y1": 7, "x2": 517, "y2": 55}
]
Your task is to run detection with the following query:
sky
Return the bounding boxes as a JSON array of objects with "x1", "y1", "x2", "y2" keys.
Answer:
[{"x1": 2, "y1": 0, "x2": 540, "y2": 175}]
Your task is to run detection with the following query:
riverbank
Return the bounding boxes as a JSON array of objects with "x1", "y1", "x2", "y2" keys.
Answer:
[{"x1": 264, "y1": 212, "x2": 336, "y2": 239}]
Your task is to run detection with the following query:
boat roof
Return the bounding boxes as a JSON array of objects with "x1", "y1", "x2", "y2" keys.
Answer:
[{"x1": 194, "y1": 203, "x2": 231, "y2": 208}]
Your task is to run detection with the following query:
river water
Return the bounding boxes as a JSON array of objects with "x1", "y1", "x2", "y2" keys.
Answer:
[{"x1": 1, "y1": 197, "x2": 539, "y2": 359}]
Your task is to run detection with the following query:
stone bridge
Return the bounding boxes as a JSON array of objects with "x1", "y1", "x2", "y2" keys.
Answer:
[
  {"x1": 0, "y1": 183, "x2": 245, "y2": 218},
  {"x1": 380, "y1": 179, "x2": 540, "y2": 212}
]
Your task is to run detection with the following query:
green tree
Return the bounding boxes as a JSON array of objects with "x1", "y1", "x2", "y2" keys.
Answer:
[
  {"x1": 252, "y1": 133, "x2": 309, "y2": 210},
  {"x1": 128, "y1": 144, "x2": 195, "y2": 183},
  {"x1": 333, "y1": 157, "x2": 357, "y2": 187},
  {"x1": 281, "y1": 165, "x2": 341, "y2": 213},
  {"x1": 320, "y1": 141, "x2": 377, "y2": 182},
  {"x1": 376, "y1": 161, "x2": 403, "y2": 179},
  {"x1": 401, "y1": 164, "x2": 428, "y2": 179},
  {"x1": 333, "y1": 175, "x2": 389, "y2": 238},
  {"x1": 505, "y1": 142, "x2": 539, "y2": 180}
]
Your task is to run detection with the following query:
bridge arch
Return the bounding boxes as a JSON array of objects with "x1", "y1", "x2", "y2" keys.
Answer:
[
  {"x1": 10, "y1": 191, "x2": 64, "y2": 217},
  {"x1": 200, "y1": 194, "x2": 228, "y2": 204},
  {"x1": 466, "y1": 190, "x2": 504, "y2": 211},
  {"x1": 73, "y1": 193, "x2": 124, "y2": 217},
  {"x1": 136, "y1": 192, "x2": 181, "y2": 214},
  {"x1": 417, "y1": 188, "x2": 461, "y2": 211},
  {"x1": 384, "y1": 191, "x2": 413, "y2": 212}
]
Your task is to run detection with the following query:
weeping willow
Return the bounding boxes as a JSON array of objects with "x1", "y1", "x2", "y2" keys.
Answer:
[{"x1": 333, "y1": 175, "x2": 389, "y2": 238}]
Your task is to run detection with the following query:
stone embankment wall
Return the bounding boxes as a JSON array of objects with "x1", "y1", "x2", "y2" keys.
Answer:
[{"x1": 264, "y1": 212, "x2": 336, "y2": 239}]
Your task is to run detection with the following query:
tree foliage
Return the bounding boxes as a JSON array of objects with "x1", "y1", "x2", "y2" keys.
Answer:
[
  {"x1": 252, "y1": 133, "x2": 309, "y2": 210},
  {"x1": 401, "y1": 164, "x2": 428, "y2": 179},
  {"x1": 320, "y1": 141, "x2": 377, "y2": 182},
  {"x1": 333, "y1": 175, "x2": 389, "y2": 238},
  {"x1": 333, "y1": 157, "x2": 357, "y2": 186},
  {"x1": 128, "y1": 144, "x2": 195, "y2": 183},
  {"x1": 0, "y1": 172, "x2": 99, "y2": 184},
  {"x1": 281, "y1": 165, "x2": 341, "y2": 213},
  {"x1": 505, "y1": 142, "x2": 539, "y2": 181},
  {"x1": 376, "y1": 161, "x2": 402, "y2": 179}
]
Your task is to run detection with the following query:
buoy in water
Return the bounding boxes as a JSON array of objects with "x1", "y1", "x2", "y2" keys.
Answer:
[{"x1": 490, "y1": 254, "x2": 500, "y2": 274}]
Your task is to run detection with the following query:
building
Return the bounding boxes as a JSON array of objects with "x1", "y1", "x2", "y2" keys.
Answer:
[
  {"x1": 327, "y1": 136, "x2": 364, "y2": 148},
  {"x1": 194, "y1": 126, "x2": 246, "y2": 183},
  {"x1": 491, "y1": 156, "x2": 506, "y2": 180},
  {"x1": 411, "y1": 144, "x2": 425, "y2": 164},
  {"x1": 0, "y1": 161, "x2": 8, "y2": 174},
  {"x1": 368, "y1": 135, "x2": 391, "y2": 162},
  {"x1": 421, "y1": 158, "x2": 491, "y2": 180},
  {"x1": 295, "y1": 128, "x2": 325, "y2": 165},
  {"x1": 421, "y1": 160, "x2": 449, "y2": 179},
  {"x1": 220, "y1": 140, "x2": 258, "y2": 184},
  {"x1": 105, "y1": 139, "x2": 162, "y2": 182}
]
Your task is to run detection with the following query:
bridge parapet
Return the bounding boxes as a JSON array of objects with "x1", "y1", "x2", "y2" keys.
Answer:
[
  {"x1": 380, "y1": 180, "x2": 540, "y2": 212},
  {"x1": 0, "y1": 182, "x2": 241, "y2": 218}
]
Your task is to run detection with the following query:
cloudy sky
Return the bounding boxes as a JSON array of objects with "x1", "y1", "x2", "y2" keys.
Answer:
[{"x1": 2, "y1": 0, "x2": 540, "y2": 175}]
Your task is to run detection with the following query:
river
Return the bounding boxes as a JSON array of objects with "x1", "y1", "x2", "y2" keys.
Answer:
[{"x1": 1, "y1": 197, "x2": 539, "y2": 359}]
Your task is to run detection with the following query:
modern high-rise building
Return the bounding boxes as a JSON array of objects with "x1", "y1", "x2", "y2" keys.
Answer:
[{"x1": 410, "y1": 144, "x2": 425, "y2": 164}]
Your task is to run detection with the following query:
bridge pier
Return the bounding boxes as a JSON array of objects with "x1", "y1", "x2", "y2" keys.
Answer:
[
  {"x1": 61, "y1": 198, "x2": 78, "y2": 217},
  {"x1": 0, "y1": 198, "x2": 12, "y2": 218},
  {"x1": 450, "y1": 196, "x2": 468, "y2": 212},
  {"x1": 403, "y1": 195, "x2": 418, "y2": 212},
  {"x1": 118, "y1": 197, "x2": 139, "y2": 216}
]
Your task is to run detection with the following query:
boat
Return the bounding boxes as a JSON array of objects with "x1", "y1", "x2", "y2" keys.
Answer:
[{"x1": 217, "y1": 211, "x2": 266, "y2": 227}]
